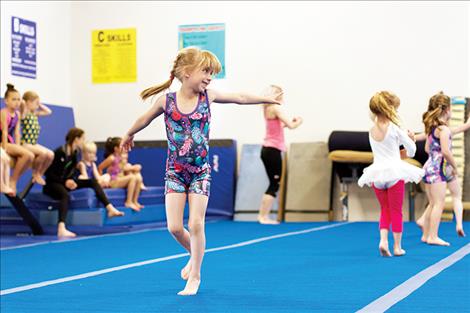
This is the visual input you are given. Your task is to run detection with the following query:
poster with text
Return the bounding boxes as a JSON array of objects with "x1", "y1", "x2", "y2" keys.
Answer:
[
  {"x1": 92, "y1": 28, "x2": 136, "y2": 83},
  {"x1": 178, "y1": 23, "x2": 225, "y2": 79},
  {"x1": 11, "y1": 16, "x2": 37, "y2": 79}
]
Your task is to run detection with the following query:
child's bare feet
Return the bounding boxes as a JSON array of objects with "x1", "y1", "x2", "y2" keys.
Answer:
[
  {"x1": 107, "y1": 206, "x2": 125, "y2": 218},
  {"x1": 57, "y1": 222, "x2": 76, "y2": 237},
  {"x1": 135, "y1": 202, "x2": 144, "y2": 210},
  {"x1": 421, "y1": 235, "x2": 428, "y2": 243},
  {"x1": 32, "y1": 174, "x2": 46, "y2": 186},
  {"x1": 58, "y1": 228, "x2": 76, "y2": 238},
  {"x1": 177, "y1": 277, "x2": 201, "y2": 296},
  {"x1": 125, "y1": 201, "x2": 140, "y2": 212},
  {"x1": 2, "y1": 186, "x2": 15, "y2": 197},
  {"x1": 379, "y1": 242, "x2": 392, "y2": 257},
  {"x1": 393, "y1": 247, "x2": 406, "y2": 256},
  {"x1": 258, "y1": 216, "x2": 280, "y2": 225},
  {"x1": 456, "y1": 225, "x2": 466, "y2": 237},
  {"x1": 181, "y1": 259, "x2": 192, "y2": 280},
  {"x1": 427, "y1": 237, "x2": 450, "y2": 246}
]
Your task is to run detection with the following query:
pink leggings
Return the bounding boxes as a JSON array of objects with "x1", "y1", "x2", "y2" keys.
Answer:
[{"x1": 372, "y1": 180, "x2": 405, "y2": 233}]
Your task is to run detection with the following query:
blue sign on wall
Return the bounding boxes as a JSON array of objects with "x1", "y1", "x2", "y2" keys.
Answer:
[
  {"x1": 178, "y1": 23, "x2": 225, "y2": 79},
  {"x1": 11, "y1": 16, "x2": 37, "y2": 79}
]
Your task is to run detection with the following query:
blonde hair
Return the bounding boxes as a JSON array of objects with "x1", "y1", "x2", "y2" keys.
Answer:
[
  {"x1": 263, "y1": 84, "x2": 282, "y2": 97},
  {"x1": 141, "y1": 47, "x2": 222, "y2": 101},
  {"x1": 369, "y1": 91, "x2": 400, "y2": 125},
  {"x1": 422, "y1": 91, "x2": 451, "y2": 135},
  {"x1": 83, "y1": 141, "x2": 97, "y2": 154},
  {"x1": 22, "y1": 91, "x2": 39, "y2": 102},
  {"x1": 21, "y1": 91, "x2": 39, "y2": 113}
]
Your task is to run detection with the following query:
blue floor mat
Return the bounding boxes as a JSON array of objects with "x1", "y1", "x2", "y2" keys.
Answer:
[{"x1": 1, "y1": 221, "x2": 468, "y2": 313}]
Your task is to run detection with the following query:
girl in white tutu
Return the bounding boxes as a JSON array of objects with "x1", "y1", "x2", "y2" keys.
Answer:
[{"x1": 358, "y1": 91, "x2": 424, "y2": 257}]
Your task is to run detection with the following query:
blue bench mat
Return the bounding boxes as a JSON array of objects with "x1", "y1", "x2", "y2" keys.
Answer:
[
  {"x1": 26, "y1": 189, "x2": 97, "y2": 210},
  {"x1": 24, "y1": 186, "x2": 165, "y2": 210},
  {"x1": 34, "y1": 203, "x2": 174, "y2": 226},
  {"x1": 19, "y1": 186, "x2": 168, "y2": 226}
]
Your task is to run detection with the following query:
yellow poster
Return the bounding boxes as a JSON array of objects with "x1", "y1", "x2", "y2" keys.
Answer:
[{"x1": 92, "y1": 28, "x2": 136, "y2": 83}]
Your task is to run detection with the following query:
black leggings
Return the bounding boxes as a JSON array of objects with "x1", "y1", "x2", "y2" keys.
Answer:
[
  {"x1": 43, "y1": 179, "x2": 111, "y2": 223},
  {"x1": 260, "y1": 146, "x2": 282, "y2": 197}
]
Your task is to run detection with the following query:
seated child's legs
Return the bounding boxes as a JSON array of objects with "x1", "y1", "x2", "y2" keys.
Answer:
[
  {"x1": 0, "y1": 148, "x2": 14, "y2": 195},
  {"x1": 110, "y1": 175, "x2": 140, "y2": 211},
  {"x1": 5, "y1": 143, "x2": 34, "y2": 192}
]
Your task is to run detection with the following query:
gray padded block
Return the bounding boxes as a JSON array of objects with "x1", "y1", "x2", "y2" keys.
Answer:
[
  {"x1": 38, "y1": 209, "x2": 104, "y2": 226},
  {"x1": 234, "y1": 212, "x2": 278, "y2": 221},
  {"x1": 234, "y1": 144, "x2": 279, "y2": 221},
  {"x1": 285, "y1": 142, "x2": 332, "y2": 220}
]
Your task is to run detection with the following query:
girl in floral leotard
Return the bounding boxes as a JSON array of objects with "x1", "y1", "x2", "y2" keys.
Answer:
[{"x1": 121, "y1": 47, "x2": 281, "y2": 296}]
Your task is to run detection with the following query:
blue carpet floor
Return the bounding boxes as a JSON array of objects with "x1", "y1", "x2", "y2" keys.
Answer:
[{"x1": 1, "y1": 221, "x2": 468, "y2": 313}]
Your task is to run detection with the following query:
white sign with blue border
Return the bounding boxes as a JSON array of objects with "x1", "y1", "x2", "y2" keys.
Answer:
[{"x1": 11, "y1": 16, "x2": 37, "y2": 79}]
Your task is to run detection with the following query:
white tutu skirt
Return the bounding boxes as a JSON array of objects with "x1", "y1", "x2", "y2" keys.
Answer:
[{"x1": 358, "y1": 161, "x2": 424, "y2": 187}]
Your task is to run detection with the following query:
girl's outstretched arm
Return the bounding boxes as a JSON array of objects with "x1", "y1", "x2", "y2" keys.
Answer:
[
  {"x1": 450, "y1": 112, "x2": 470, "y2": 135},
  {"x1": 121, "y1": 95, "x2": 165, "y2": 152},
  {"x1": 207, "y1": 89, "x2": 282, "y2": 105},
  {"x1": 414, "y1": 132, "x2": 427, "y2": 142}
]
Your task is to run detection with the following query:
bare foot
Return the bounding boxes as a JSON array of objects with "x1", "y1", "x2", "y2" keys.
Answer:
[
  {"x1": 456, "y1": 226, "x2": 466, "y2": 237},
  {"x1": 107, "y1": 206, "x2": 125, "y2": 218},
  {"x1": 416, "y1": 219, "x2": 424, "y2": 232},
  {"x1": 141, "y1": 184, "x2": 148, "y2": 190},
  {"x1": 258, "y1": 216, "x2": 280, "y2": 225},
  {"x1": 393, "y1": 248, "x2": 406, "y2": 256},
  {"x1": 177, "y1": 277, "x2": 201, "y2": 296},
  {"x1": 125, "y1": 201, "x2": 140, "y2": 212},
  {"x1": 58, "y1": 228, "x2": 77, "y2": 238},
  {"x1": 181, "y1": 259, "x2": 192, "y2": 280},
  {"x1": 379, "y1": 243, "x2": 392, "y2": 257},
  {"x1": 2, "y1": 186, "x2": 15, "y2": 197},
  {"x1": 135, "y1": 202, "x2": 144, "y2": 210},
  {"x1": 421, "y1": 236, "x2": 428, "y2": 243},
  {"x1": 427, "y1": 237, "x2": 450, "y2": 246},
  {"x1": 32, "y1": 174, "x2": 46, "y2": 186}
]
